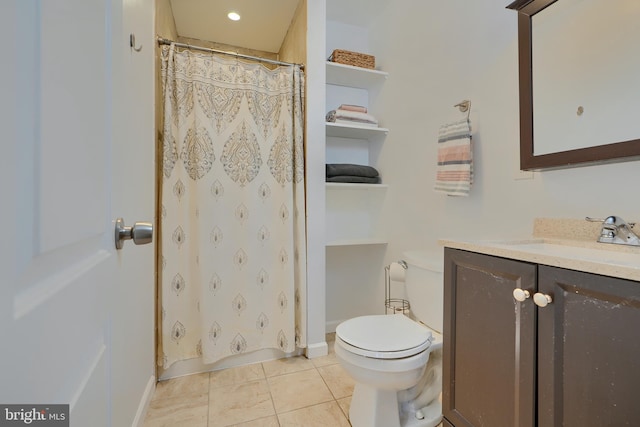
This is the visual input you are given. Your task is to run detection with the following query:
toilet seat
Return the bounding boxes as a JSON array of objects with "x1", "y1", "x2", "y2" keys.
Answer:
[{"x1": 336, "y1": 314, "x2": 433, "y2": 359}]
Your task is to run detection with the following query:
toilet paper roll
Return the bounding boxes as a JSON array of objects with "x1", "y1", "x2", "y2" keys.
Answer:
[{"x1": 389, "y1": 262, "x2": 406, "y2": 283}]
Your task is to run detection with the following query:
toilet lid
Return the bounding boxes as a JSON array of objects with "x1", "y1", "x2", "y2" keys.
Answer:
[{"x1": 336, "y1": 314, "x2": 432, "y2": 358}]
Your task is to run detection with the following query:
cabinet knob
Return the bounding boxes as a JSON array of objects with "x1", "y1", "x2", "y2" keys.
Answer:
[
  {"x1": 533, "y1": 292, "x2": 553, "y2": 308},
  {"x1": 513, "y1": 288, "x2": 531, "y2": 302}
]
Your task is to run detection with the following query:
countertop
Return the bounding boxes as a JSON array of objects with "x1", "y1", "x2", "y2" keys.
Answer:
[{"x1": 439, "y1": 237, "x2": 640, "y2": 282}]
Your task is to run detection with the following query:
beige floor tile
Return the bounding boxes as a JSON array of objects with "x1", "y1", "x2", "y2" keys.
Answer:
[
  {"x1": 262, "y1": 355, "x2": 314, "y2": 377},
  {"x1": 229, "y1": 415, "x2": 280, "y2": 427},
  {"x1": 317, "y1": 364, "x2": 355, "y2": 400},
  {"x1": 209, "y1": 379, "x2": 275, "y2": 426},
  {"x1": 143, "y1": 392, "x2": 209, "y2": 427},
  {"x1": 210, "y1": 363, "x2": 265, "y2": 389},
  {"x1": 267, "y1": 369, "x2": 334, "y2": 413},
  {"x1": 327, "y1": 338, "x2": 335, "y2": 353},
  {"x1": 310, "y1": 339, "x2": 340, "y2": 368},
  {"x1": 153, "y1": 373, "x2": 210, "y2": 401},
  {"x1": 336, "y1": 396, "x2": 351, "y2": 419},
  {"x1": 310, "y1": 352, "x2": 338, "y2": 368},
  {"x1": 277, "y1": 401, "x2": 350, "y2": 427}
]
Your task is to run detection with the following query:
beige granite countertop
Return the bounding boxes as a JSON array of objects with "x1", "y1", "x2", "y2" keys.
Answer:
[{"x1": 439, "y1": 218, "x2": 640, "y2": 282}]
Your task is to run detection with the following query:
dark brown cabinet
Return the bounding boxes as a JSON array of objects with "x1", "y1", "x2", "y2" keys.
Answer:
[{"x1": 443, "y1": 248, "x2": 640, "y2": 427}]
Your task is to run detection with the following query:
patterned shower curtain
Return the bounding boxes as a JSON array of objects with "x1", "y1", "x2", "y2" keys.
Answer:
[{"x1": 159, "y1": 44, "x2": 306, "y2": 368}]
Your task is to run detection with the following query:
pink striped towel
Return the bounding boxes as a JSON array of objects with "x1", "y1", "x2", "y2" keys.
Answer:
[{"x1": 434, "y1": 119, "x2": 473, "y2": 196}]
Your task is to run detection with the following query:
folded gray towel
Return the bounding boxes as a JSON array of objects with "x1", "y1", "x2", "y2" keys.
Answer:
[
  {"x1": 326, "y1": 175, "x2": 381, "y2": 184},
  {"x1": 326, "y1": 163, "x2": 379, "y2": 178}
]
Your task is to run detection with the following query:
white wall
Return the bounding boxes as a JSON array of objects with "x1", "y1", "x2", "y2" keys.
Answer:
[
  {"x1": 305, "y1": 0, "x2": 329, "y2": 356},
  {"x1": 371, "y1": 0, "x2": 639, "y2": 258},
  {"x1": 115, "y1": 0, "x2": 157, "y2": 425},
  {"x1": 325, "y1": 0, "x2": 640, "y2": 327}
]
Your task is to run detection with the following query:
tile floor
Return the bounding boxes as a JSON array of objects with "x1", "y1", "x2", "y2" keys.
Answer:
[{"x1": 143, "y1": 334, "x2": 354, "y2": 427}]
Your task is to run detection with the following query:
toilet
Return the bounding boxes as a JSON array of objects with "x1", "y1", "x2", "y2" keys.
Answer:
[{"x1": 334, "y1": 251, "x2": 444, "y2": 427}]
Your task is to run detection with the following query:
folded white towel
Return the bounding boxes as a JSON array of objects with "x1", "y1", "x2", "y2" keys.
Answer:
[
  {"x1": 326, "y1": 109, "x2": 378, "y2": 125},
  {"x1": 434, "y1": 119, "x2": 473, "y2": 196},
  {"x1": 334, "y1": 119, "x2": 379, "y2": 128}
]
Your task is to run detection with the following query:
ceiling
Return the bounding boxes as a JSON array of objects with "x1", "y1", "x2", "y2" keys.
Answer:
[
  {"x1": 170, "y1": 0, "x2": 301, "y2": 53},
  {"x1": 169, "y1": 0, "x2": 387, "y2": 54}
]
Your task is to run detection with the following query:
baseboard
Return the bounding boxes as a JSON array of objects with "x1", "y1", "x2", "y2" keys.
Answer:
[
  {"x1": 325, "y1": 319, "x2": 345, "y2": 333},
  {"x1": 305, "y1": 340, "x2": 329, "y2": 358},
  {"x1": 131, "y1": 374, "x2": 156, "y2": 427}
]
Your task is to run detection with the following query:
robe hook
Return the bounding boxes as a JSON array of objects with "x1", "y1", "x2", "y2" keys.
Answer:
[{"x1": 130, "y1": 33, "x2": 143, "y2": 52}]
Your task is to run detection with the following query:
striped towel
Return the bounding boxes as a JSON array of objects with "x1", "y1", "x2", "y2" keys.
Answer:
[{"x1": 434, "y1": 119, "x2": 473, "y2": 196}]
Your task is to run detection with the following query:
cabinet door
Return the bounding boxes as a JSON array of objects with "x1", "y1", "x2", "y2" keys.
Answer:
[
  {"x1": 444, "y1": 249, "x2": 537, "y2": 427},
  {"x1": 537, "y1": 266, "x2": 640, "y2": 427}
]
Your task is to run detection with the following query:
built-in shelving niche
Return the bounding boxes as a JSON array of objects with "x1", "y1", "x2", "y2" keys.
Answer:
[{"x1": 325, "y1": 61, "x2": 389, "y2": 247}]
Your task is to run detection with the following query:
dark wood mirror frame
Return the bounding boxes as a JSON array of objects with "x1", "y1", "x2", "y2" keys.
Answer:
[{"x1": 507, "y1": 0, "x2": 640, "y2": 170}]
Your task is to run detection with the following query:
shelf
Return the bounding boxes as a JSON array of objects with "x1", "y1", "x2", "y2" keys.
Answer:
[
  {"x1": 325, "y1": 183, "x2": 387, "y2": 245},
  {"x1": 324, "y1": 60, "x2": 389, "y2": 251},
  {"x1": 326, "y1": 183, "x2": 388, "y2": 190},
  {"x1": 326, "y1": 238, "x2": 388, "y2": 247},
  {"x1": 326, "y1": 122, "x2": 389, "y2": 140},
  {"x1": 326, "y1": 61, "x2": 388, "y2": 89}
]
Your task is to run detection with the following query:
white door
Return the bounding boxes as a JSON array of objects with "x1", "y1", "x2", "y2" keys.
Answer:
[{"x1": 0, "y1": 1, "x2": 155, "y2": 426}]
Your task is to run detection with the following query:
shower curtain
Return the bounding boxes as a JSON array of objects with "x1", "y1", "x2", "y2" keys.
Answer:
[{"x1": 159, "y1": 44, "x2": 306, "y2": 368}]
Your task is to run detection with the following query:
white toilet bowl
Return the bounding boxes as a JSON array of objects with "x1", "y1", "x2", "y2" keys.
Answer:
[
  {"x1": 335, "y1": 314, "x2": 442, "y2": 427},
  {"x1": 334, "y1": 251, "x2": 444, "y2": 427}
]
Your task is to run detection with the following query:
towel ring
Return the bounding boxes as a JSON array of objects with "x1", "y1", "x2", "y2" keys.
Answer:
[{"x1": 454, "y1": 100, "x2": 471, "y2": 119}]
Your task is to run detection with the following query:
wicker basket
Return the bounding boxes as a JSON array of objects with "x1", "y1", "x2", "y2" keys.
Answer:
[{"x1": 329, "y1": 49, "x2": 375, "y2": 69}]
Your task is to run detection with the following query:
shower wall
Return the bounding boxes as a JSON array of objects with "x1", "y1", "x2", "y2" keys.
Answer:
[
  {"x1": 155, "y1": 0, "x2": 177, "y2": 137},
  {"x1": 156, "y1": 0, "x2": 177, "y2": 40},
  {"x1": 177, "y1": 36, "x2": 278, "y2": 61},
  {"x1": 279, "y1": 0, "x2": 307, "y2": 64}
]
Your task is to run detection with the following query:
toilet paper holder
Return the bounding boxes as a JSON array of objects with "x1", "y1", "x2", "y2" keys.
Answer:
[{"x1": 385, "y1": 261, "x2": 410, "y2": 315}]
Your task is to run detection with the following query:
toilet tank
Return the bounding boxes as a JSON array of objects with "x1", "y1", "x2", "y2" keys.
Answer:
[{"x1": 403, "y1": 251, "x2": 444, "y2": 333}]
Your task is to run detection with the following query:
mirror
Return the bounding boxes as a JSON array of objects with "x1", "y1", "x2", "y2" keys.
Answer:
[{"x1": 507, "y1": 0, "x2": 640, "y2": 170}]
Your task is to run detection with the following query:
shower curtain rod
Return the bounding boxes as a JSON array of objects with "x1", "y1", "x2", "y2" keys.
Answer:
[{"x1": 156, "y1": 37, "x2": 304, "y2": 69}]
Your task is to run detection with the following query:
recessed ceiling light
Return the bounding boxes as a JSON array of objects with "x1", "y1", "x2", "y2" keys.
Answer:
[{"x1": 227, "y1": 12, "x2": 241, "y2": 21}]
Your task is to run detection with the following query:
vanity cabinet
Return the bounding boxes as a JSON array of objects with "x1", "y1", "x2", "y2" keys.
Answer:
[
  {"x1": 443, "y1": 248, "x2": 640, "y2": 427},
  {"x1": 443, "y1": 249, "x2": 536, "y2": 427}
]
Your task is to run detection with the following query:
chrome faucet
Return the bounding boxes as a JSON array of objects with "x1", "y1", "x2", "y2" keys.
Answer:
[{"x1": 587, "y1": 216, "x2": 640, "y2": 246}]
